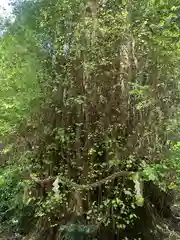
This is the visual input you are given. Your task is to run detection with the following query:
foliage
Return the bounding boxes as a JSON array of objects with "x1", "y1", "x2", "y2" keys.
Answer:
[
  {"x1": 0, "y1": 0, "x2": 179, "y2": 239},
  {"x1": 0, "y1": 166, "x2": 35, "y2": 235}
]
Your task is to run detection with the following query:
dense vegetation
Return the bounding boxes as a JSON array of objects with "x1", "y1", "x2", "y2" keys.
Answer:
[{"x1": 0, "y1": 0, "x2": 179, "y2": 239}]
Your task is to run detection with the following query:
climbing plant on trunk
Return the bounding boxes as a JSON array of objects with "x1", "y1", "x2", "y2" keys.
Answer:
[{"x1": 0, "y1": 0, "x2": 179, "y2": 239}]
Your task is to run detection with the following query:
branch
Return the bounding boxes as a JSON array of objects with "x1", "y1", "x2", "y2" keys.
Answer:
[
  {"x1": 84, "y1": 171, "x2": 134, "y2": 190},
  {"x1": 29, "y1": 175, "x2": 55, "y2": 184},
  {"x1": 29, "y1": 171, "x2": 135, "y2": 190}
]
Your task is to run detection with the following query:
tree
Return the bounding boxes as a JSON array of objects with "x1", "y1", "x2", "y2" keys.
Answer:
[{"x1": 0, "y1": 0, "x2": 179, "y2": 239}]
